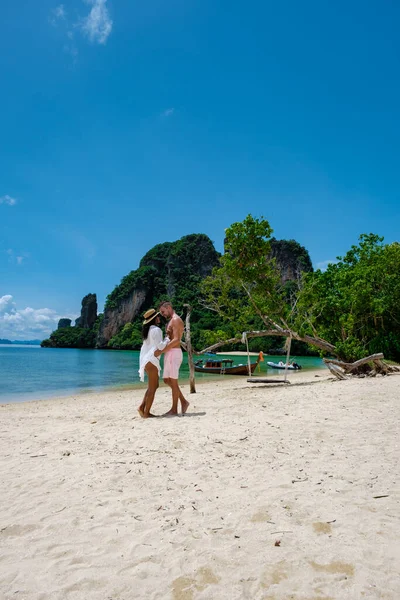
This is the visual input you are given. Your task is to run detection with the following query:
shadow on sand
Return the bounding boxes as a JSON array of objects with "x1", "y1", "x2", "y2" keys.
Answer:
[{"x1": 161, "y1": 411, "x2": 206, "y2": 418}]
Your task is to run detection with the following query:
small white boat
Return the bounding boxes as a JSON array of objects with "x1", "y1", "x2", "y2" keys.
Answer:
[{"x1": 266, "y1": 361, "x2": 302, "y2": 370}]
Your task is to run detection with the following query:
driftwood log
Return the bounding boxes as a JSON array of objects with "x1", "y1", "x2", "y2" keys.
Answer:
[{"x1": 324, "y1": 353, "x2": 400, "y2": 380}]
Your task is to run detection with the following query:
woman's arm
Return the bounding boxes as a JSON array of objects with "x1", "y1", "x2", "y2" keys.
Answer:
[{"x1": 150, "y1": 326, "x2": 169, "y2": 350}]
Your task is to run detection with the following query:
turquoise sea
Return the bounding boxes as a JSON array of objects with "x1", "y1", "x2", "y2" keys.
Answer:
[{"x1": 0, "y1": 345, "x2": 326, "y2": 404}]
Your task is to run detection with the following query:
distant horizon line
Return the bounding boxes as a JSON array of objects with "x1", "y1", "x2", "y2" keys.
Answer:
[{"x1": 0, "y1": 339, "x2": 42, "y2": 345}]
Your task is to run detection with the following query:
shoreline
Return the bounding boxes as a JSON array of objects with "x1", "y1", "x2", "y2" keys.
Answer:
[
  {"x1": 1, "y1": 346, "x2": 325, "y2": 406},
  {"x1": 0, "y1": 366, "x2": 325, "y2": 406}
]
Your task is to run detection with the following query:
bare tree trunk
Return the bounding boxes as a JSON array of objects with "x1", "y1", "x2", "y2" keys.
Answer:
[{"x1": 184, "y1": 304, "x2": 196, "y2": 394}]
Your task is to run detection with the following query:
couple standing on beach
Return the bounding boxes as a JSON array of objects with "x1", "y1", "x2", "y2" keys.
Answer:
[{"x1": 138, "y1": 301, "x2": 189, "y2": 419}]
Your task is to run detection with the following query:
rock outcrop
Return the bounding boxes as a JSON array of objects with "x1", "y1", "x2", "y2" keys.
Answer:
[
  {"x1": 75, "y1": 294, "x2": 97, "y2": 329},
  {"x1": 96, "y1": 288, "x2": 147, "y2": 348},
  {"x1": 57, "y1": 318, "x2": 72, "y2": 329},
  {"x1": 270, "y1": 238, "x2": 313, "y2": 284},
  {"x1": 96, "y1": 234, "x2": 220, "y2": 348}
]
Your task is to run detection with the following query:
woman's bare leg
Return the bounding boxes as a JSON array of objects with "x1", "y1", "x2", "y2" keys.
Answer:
[
  {"x1": 138, "y1": 390, "x2": 148, "y2": 418},
  {"x1": 143, "y1": 363, "x2": 159, "y2": 417}
]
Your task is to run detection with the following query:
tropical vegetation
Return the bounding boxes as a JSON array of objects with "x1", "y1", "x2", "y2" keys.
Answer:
[
  {"x1": 41, "y1": 217, "x2": 399, "y2": 362},
  {"x1": 200, "y1": 216, "x2": 400, "y2": 362}
]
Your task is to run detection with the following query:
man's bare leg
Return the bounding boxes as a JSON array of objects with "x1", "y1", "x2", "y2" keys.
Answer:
[
  {"x1": 163, "y1": 378, "x2": 189, "y2": 415},
  {"x1": 164, "y1": 378, "x2": 179, "y2": 415},
  {"x1": 179, "y1": 388, "x2": 190, "y2": 414}
]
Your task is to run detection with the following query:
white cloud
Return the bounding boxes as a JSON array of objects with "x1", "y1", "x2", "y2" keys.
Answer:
[
  {"x1": 0, "y1": 195, "x2": 17, "y2": 206},
  {"x1": 81, "y1": 0, "x2": 113, "y2": 45},
  {"x1": 54, "y1": 4, "x2": 66, "y2": 19},
  {"x1": 316, "y1": 259, "x2": 338, "y2": 272},
  {"x1": 0, "y1": 295, "x2": 15, "y2": 315},
  {"x1": 49, "y1": 4, "x2": 78, "y2": 56},
  {"x1": 0, "y1": 295, "x2": 77, "y2": 341},
  {"x1": 50, "y1": 0, "x2": 113, "y2": 56},
  {"x1": 163, "y1": 108, "x2": 175, "y2": 117},
  {"x1": 6, "y1": 249, "x2": 28, "y2": 266},
  {"x1": 49, "y1": 4, "x2": 67, "y2": 26}
]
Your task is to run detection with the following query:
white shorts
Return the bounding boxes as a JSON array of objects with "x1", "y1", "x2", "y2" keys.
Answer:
[{"x1": 163, "y1": 348, "x2": 183, "y2": 379}]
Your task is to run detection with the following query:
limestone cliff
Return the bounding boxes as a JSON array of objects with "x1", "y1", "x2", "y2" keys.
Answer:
[
  {"x1": 57, "y1": 318, "x2": 72, "y2": 329},
  {"x1": 96, "y1": 288, "x2": 147, "y2": 348},
  {"x1": 75, "y1": 293, "x2": 98, "y2": 328},
  {"x1": 270, "y1": 238, "x2": 313, "y2": 284},
  {"x1": 96, "y1": 234, "x2": 220, "y2": 348}
]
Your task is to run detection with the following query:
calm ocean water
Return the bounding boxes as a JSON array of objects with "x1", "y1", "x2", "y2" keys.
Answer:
[{"x1": 0, "y1": 345, "x2": 325, "y2": 404}]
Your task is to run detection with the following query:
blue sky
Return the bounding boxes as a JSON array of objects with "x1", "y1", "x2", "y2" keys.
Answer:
[{"x1": 1, "y1": 0, "x2": 399, "y2": 340}]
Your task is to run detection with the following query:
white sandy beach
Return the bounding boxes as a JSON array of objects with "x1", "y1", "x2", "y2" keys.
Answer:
[{"x1": 1, "y1": 370, "x2": 399, "y2": 600}]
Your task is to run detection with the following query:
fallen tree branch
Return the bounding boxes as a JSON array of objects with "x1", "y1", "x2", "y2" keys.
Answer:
[
  {"x1": 324, "y1": 353, "x2": 384, "y2": 372},
  {"x1": 324, "y1": 353, "x2": 400, "y2": 379},
  {"x1": 325, "y1": 363, "x2": 348, "y2": 380},
  {"x1": 196, "y1": 329, "x2": 336, "y2": 356}
]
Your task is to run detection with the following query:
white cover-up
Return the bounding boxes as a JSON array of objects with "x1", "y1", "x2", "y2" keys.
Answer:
[{"x1": 138, "y1": 325, "x2": 169, "y2": 382}]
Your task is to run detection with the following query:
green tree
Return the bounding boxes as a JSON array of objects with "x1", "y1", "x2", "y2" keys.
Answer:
[
  {"x1": 200, "y1": 214, "x2": 319, "y2": 348},
  {"x1": 296, "y1": 235, "x2": 400, "y2": 361},
  {"x1": 201, "y1": 216, "x2": 400, "y2": 362},
  {"x1": 201, "y1": 215, "x2": 394, "y2": 363},
  {"x1": 41, "y1": 314, "x2": 104, "y2": 349},
  {"x1": 108, "y1": 322, "x2": 143, "y2": 349},
  {"x1": 41, "y1": 326, "x2": 96, "y2": 348},
  {"x1": 201, "y1": 215, "x2": 283, "y2": 331}
]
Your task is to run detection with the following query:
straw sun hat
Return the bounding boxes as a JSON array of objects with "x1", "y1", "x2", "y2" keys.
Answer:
[{"x1": 142, "y1": 308, "x2": 160, "y2": 325}]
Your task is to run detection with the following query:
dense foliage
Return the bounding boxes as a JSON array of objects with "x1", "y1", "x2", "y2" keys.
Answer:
[
  {"x1": 105, "y1": 266, "x2": 157, "y2": 311},
  {"x1": 199, "y1": 215, "x2": 317, "y2": 354},
  {"x1": 270, "y1": 238, "x2": 313, "y2": 277},
  {"x1": 107, "y1": 322, "x2": 143, "y2": 350},
  {"x1": 201, "y1": 215, "x2": 400, "y2": 362},
  {"x1": 41, "y1": 326, "x2": 97, "y2": 348},
  {"x1": 201, "y1": 215, "x2": 289, "y2": 331},
  {"x1": 296, "y1": 235, "x2": 400, "y2": 361},
  {"x1": 41, "y1": 315, "x2": 104, "y2": 349},
  {"x1": 106, "y1": 234, "x2": 222, "y2": 349}
]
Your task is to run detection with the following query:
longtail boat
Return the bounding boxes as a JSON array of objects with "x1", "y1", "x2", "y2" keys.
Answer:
[{"x1": 194, "y1": 357, "x2": 260, "y2": 376}]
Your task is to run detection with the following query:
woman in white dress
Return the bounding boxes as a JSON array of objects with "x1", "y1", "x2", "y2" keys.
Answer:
[{"x1": 138, "y1": 308, "x2": 169, "y2": 418}]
